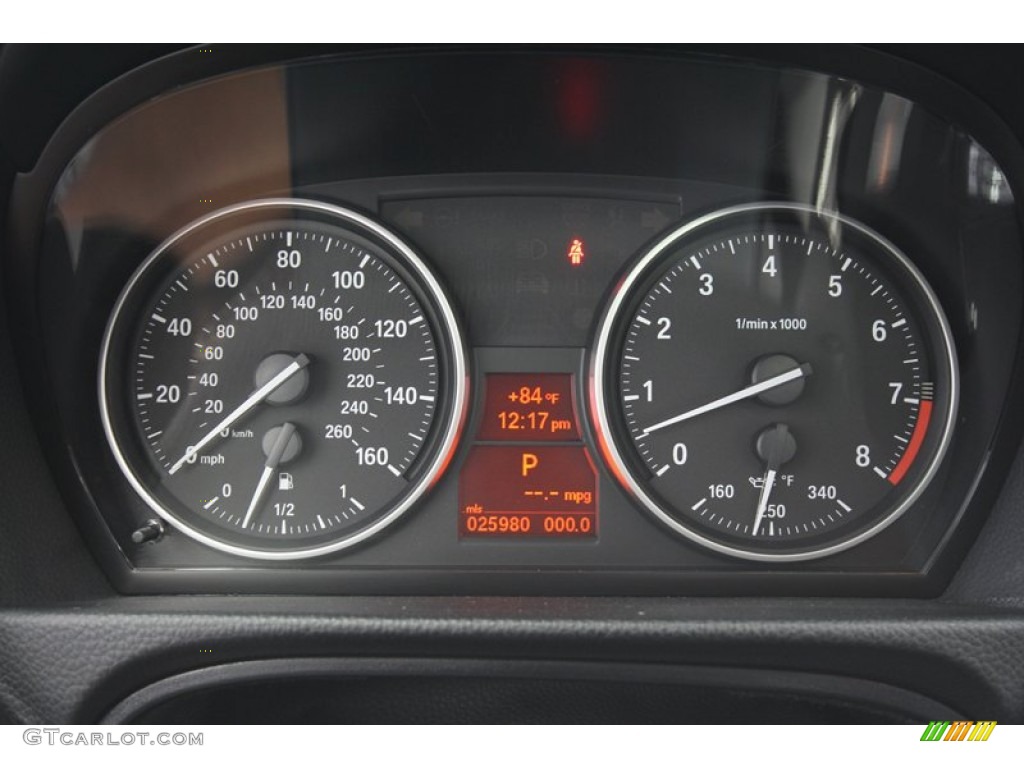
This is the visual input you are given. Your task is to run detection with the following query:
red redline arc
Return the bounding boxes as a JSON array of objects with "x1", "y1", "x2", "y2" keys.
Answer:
[{"x1": 889, "y1": 400, "x2": 933, "y2": 486}]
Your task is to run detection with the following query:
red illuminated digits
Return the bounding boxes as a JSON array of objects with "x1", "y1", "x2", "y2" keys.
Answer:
[
  {"x1": 458, "y1": 445, "x2": 598, "y2": 538},
  {"x1": 478, "y1": 374, "x2": 580, "y2": 442},
  {"x1": 462, "y1": 374, "x2": 596, "y2": 539}
]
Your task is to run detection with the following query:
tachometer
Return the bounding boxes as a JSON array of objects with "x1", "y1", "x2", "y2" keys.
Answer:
[
  {"x1": 100, "y1": 199, "x2": 468, "y2": 559},
  {"x1": 590, "y1": 203, "x2": 957, "y2": 561}
]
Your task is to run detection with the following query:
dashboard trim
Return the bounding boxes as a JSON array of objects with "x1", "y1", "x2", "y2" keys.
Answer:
[{"x1": 100, "y1": 656, "x2": 963, "y2": 724}]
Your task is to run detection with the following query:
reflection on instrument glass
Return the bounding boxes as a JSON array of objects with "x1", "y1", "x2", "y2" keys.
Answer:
[{"x1": 381, "y1": 195, "x2": 680, "y2": 346}]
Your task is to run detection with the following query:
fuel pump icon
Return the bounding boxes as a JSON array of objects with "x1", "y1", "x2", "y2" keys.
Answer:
[{"x1": 278, "y1": 472, "x2": 294, "y2": 491}]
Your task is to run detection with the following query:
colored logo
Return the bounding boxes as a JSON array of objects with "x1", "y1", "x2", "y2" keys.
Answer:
[{"x1": 920, "y1": 721, "x2": 997, "y2": 741}]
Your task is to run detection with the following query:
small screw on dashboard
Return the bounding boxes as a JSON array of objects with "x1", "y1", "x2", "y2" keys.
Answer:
[{"x1": 131, "y1": 520, "x2": 165, "y2": 544}]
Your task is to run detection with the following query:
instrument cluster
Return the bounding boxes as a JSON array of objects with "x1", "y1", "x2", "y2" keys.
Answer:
[
  {"x1": 98, "y1": 197, "x2": 956, "y2": 564},
  {"x1": 11, "y1": 49, "x2": 1023, "y2": 594}
]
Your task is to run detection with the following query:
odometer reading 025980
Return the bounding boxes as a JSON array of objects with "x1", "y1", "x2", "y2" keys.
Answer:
[
  {"x1": 100, "y1": 199, "x2": 467, "y2": 560},
  {"x1": 590, "y1": 203, "x2": 957, "y2": 561}
]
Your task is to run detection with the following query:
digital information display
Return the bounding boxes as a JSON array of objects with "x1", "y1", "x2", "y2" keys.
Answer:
[{"x1": 459, "y1": 374, "x2": 597, "y2": 539}]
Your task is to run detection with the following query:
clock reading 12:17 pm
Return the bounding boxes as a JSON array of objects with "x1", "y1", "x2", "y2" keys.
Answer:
[{"x1": 589, "y1": 203, "x2": 958, "y2": 561}]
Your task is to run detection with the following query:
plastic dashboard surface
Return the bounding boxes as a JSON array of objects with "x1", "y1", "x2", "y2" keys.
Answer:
[{"x1": 4, "y1": 47, "x2": 1024, "y2": 600}]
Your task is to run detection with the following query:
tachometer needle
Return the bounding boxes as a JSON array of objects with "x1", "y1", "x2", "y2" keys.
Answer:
[
  {"x1": 241, "y1": 422, "x2": 297, "y2": 530},
  {"x1": 642, "y1": 363, "x2": 812, "y2": 436},
  {"x1": 169, "y1": 354, "x2": 310, "y2": 475}
]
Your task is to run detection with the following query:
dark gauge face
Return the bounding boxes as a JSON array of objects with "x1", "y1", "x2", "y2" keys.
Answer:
[
  {"x1": 590, "y1": 203, "x2": 958, "y2": 561},
  {"x1": 100, "y1": 199, "x2": 468, "y2": 559}
]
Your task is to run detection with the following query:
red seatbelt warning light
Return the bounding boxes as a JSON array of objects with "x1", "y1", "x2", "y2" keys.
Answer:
[{"x1": 568, "y1": 238, "x2": 585, "y2": 266}]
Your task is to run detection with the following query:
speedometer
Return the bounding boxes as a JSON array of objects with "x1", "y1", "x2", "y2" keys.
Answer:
[
  {"x1": 100, "y1": 199, "x2": 468, "y2": 560},
  {"x1": 590, "y1": 203, "x2": 957, "y2": 561}
]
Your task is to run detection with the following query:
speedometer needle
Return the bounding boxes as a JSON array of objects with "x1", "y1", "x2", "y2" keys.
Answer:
[
  {"x1": 169, "y1": 353, "x2": 310, "y2": 475},
  {"x1": 241, "y1": 422, "x2": 297, "y2": 530},
  {"x1": 642, "y1": 363, "x2": 812, "y2": 436}
]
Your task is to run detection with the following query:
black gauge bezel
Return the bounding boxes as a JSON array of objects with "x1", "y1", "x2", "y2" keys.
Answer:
[
  {"x1": 99, "y1": 198, "x2": 470, "y2": 560},
  {"x1": 589, "y1": 202, "x2": 959, "y2": 562}
]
